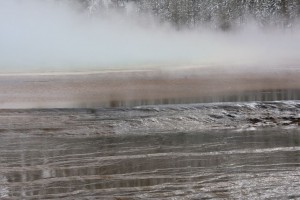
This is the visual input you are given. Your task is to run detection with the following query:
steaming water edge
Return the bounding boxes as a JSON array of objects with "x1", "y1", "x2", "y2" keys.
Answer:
[{"x1": 1, "y1": 0, "x2": 300, "y2": 198}]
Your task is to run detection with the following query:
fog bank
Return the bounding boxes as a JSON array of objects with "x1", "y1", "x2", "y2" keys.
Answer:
[{"x1": 0, "y1": 0, "x2": 300, "y2": 73}]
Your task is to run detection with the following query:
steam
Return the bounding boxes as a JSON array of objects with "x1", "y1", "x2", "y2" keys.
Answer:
[{"x1": 0, "y1": 0, "x2": 300, "y2": 73}]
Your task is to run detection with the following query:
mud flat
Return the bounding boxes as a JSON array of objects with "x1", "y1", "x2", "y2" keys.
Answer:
[{"x1": 0, "y1": 65, "x2": 299, "y2": 108}]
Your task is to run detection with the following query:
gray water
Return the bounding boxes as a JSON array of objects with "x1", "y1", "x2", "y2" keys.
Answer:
[
  {"x1": 1, "y1": 129, "x2": 300, "y2": 199},
  {"x1": 0, "y1": 104, "x2": 300, "y2": 199}
]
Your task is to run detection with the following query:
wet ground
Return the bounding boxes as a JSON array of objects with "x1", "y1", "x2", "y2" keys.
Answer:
[{"x1": 0, "y1": 101, "x2": 300, "y2": 199}]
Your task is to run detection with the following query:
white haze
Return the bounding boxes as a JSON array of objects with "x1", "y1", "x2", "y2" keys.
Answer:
[{"x1": 0, "y1": 0, "x2": 300, "y2": 73}]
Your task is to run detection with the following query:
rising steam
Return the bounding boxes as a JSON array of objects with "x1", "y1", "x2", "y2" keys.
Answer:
[{"x1": 0, "y1": 0, "x2": 300, "y2": 73}]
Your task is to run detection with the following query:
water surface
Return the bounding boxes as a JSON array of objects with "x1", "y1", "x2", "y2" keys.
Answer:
[{"x1": 1, "y1": 128, "x2": 300, "y2": 199}]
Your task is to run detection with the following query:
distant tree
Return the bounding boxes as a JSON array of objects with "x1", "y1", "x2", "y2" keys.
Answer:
[{"x1": 73, "y1": 0, "x2": 300, "y2": 30}]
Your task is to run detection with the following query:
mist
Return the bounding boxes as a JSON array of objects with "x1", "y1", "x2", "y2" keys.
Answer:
[{"x1": 0, "y1": 0, "x2": 300, "y2": 73}]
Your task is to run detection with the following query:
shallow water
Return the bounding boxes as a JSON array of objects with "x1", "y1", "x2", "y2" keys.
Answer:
[{"x1": 1, "y1": 127, "x2": 300, "y2": 199}]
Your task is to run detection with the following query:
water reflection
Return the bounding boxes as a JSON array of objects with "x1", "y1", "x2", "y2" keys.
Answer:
[
  {"x1": 102, "y1": 89, "x2": 300, "y2": 108},
  {"x1": 0, "y1": 129, "x2": 300, "y2": 198}
]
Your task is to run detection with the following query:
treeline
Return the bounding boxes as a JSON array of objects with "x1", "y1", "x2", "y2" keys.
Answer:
[{"x1": 76, "y1": 0, "x2": 300, "y2": 30}]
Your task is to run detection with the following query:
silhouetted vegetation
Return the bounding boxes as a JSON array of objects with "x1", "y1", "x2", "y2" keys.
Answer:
[{"x1": 78, "y1": 0, "x2": 300, "y2": 30}]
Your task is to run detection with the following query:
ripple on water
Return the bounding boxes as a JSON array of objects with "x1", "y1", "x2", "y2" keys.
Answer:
[{"x1": 0, "y1": 127, "x2": 300, "y2": 199}]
